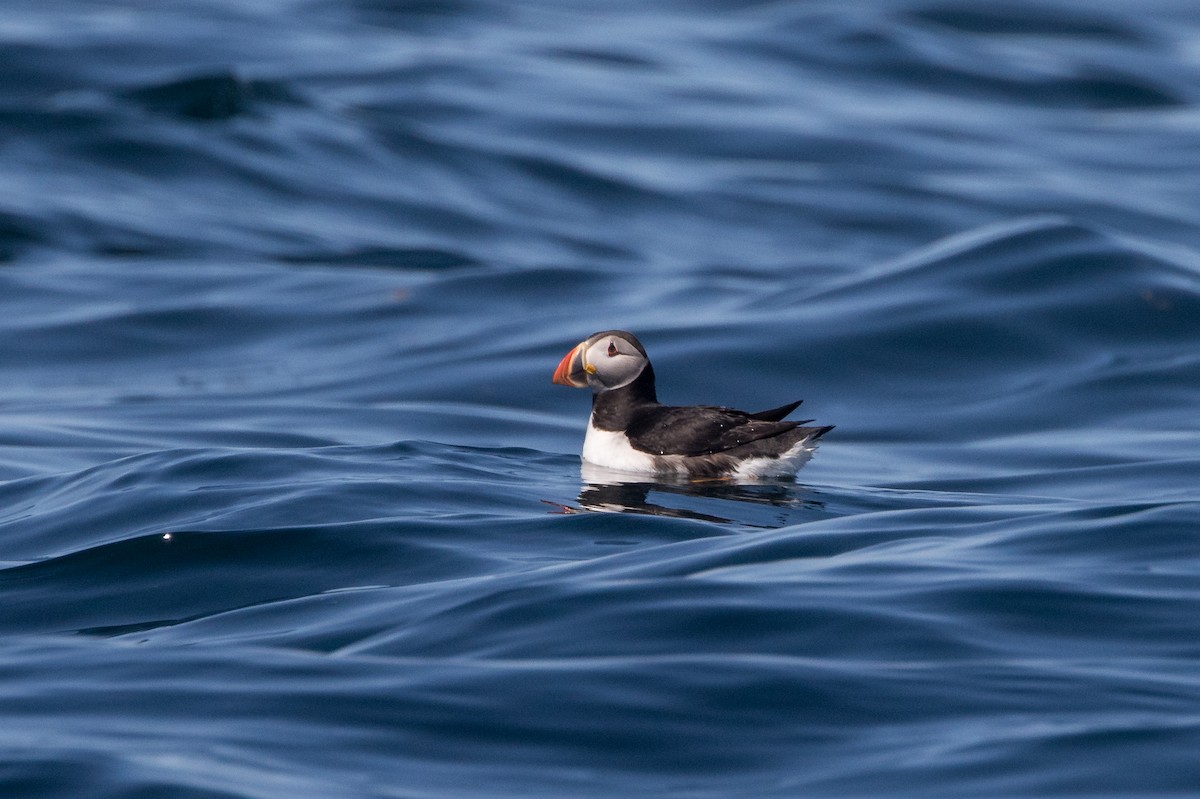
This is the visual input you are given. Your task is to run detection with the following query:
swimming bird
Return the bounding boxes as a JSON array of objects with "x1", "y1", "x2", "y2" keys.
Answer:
[{"x1": 552, "y1": 330, "x2": 832, "y2": 479}]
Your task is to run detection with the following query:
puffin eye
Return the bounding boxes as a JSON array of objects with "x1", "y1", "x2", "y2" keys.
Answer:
[{"x1": 607, "y1": 341, "x2": 618, "y2": 357}]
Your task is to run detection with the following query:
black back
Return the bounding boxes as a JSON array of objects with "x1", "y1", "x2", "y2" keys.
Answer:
[{"x1": 590, "y1": 361, "x2": 829, "y2": 458}]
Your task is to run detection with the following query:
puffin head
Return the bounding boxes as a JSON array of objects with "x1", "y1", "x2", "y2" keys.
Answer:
[{"x1": 552, "y1": 330, "x2": 649, "y2": 393}]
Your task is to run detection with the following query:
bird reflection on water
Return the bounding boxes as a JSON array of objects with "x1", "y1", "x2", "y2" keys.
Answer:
[{"x1": 547, "y1": 463, "x2": 825, "y2": 527}]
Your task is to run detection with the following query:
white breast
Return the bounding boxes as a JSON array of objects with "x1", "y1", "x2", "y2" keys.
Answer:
[{"x1": 580, "y1": 417, "x2": 659, "y2": 474}]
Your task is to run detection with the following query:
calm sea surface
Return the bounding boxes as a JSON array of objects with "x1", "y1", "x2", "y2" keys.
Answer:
[{"x1": 3, "y1": 1, "x2": 1199, "y2": 796}]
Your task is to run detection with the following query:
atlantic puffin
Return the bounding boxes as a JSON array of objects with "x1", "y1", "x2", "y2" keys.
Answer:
[{"x1": 552, "y1": 330, "x2": 832, "y2": 479}]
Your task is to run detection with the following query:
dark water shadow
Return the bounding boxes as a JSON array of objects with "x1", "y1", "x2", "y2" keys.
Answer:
[{"x1": 547, "y1": 463, "x2": 827, "y2": 528}]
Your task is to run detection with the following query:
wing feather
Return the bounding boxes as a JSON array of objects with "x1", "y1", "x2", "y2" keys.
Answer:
[
  {"x1": 625, "y1": 405, "x2": 803, "y2": 457},
  {"x1": 747, "y1": 399, "x2": 803, "y2": 422}
]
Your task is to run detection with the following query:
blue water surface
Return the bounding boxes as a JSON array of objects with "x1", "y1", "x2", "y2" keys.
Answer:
[{"x1": 2, "y1": 1, "x2": 1200, "y2": 796}]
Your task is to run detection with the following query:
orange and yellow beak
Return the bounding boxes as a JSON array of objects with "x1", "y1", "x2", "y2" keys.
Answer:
[{"x1": 552, "y1": 340, "x2": 593, "y2": 388}]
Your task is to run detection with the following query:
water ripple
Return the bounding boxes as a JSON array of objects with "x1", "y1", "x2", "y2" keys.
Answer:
[{"x1": 2, "y1": 0, "x2": 1200, "y2": 796}]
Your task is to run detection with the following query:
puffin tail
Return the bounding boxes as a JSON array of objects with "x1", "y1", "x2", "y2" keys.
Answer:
[{"x1": 799, "y1": 424, "x2": 835, "y2": 442}]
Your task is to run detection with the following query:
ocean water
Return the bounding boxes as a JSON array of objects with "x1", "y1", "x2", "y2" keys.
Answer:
[{"x1": 3, "y1": 1, "x2": 1200, "y2": 796}]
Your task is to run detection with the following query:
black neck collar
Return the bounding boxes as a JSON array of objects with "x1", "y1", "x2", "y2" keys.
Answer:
[{"x1": 590, "y1": 363, "x2": 657, "y2": 431}]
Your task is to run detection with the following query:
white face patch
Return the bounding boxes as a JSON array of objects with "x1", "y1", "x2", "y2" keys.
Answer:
[{"x1": 583, "y1": 336, "x2": 647, "y2": 392}]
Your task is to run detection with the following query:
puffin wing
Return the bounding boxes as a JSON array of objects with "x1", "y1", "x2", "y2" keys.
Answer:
[
  {"x1": 747, "y1": 399, "x2": 804, "y2": 422},
  {"x1": 625, "y1": 405, "x2": 804, "y2": 457}
]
